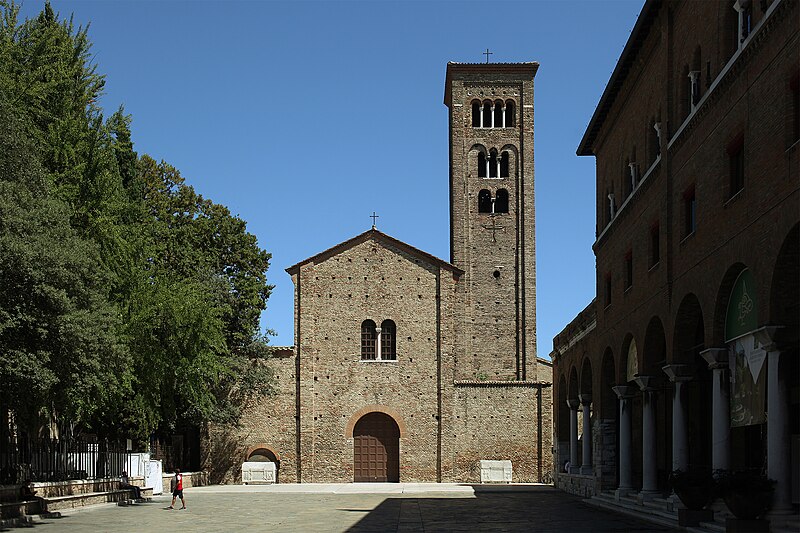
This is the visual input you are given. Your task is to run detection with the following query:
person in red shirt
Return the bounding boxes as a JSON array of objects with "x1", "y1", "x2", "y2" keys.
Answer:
[{"x1": 168, "y1": 468, "x2": 186, "y2": 510}]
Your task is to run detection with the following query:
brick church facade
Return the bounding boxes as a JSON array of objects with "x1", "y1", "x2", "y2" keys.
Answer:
[{"x1": 205, "y1": 63, "x2": 553, "y2": 484}]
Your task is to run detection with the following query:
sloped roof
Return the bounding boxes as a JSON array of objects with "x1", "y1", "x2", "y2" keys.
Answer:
[
  {"x1": 285, "y1": 228, "x2": 463, "y2": 276},
  {"x1": 577, "y1": 0, "x2": 661, "y2": 156}
]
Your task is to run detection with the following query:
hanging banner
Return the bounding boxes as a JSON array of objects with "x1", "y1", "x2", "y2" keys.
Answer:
[
  {"x1": 626, "y1": 339, "x2": 638, "y2": 383},
  {"x1": 729, "y1": 335, "x2": 766, "y2": 427},
  {"x1": 725, "y1": 269, "x2": 758, "y2": 342}
]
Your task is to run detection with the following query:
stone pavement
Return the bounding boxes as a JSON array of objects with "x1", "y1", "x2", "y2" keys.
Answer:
[{"x1": 7, "y1": 484, "x2": 680, "y2": 532}]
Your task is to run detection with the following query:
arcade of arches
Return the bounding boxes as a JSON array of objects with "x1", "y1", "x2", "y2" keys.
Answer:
[{"x1": 552, "y1": 225, "x2": 799, "y2": 513}]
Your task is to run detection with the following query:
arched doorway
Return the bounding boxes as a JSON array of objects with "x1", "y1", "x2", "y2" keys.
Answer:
[{"x1": 353, "y1": 412, "x2": 400, "y2": 482}]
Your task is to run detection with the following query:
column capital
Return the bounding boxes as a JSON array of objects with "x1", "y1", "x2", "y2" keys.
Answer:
[
  {"x1": 578, "y1": 393, "x2": 592, "y2": 405},
  {"x1": 700, "y1": 347, "x2": 728, "y2": 369},
  {"x1": 700, "y1": 348, "x2": 728, "y2": 370},
  {"x1": 633, "y1": 375, "x2": 656, "y2": 391},
  {"x1": 612, "y1": 385, "x2": 635, "y2": 399},
  {"x1": 753, "y1": 325, "x2": 784, "y2": 352},
  {"x1": 662, "y1": 364, "x2": 693, "y2": 383},
  {"x1": 566, "y1": 398, "x2": 580, "y2": 410}
]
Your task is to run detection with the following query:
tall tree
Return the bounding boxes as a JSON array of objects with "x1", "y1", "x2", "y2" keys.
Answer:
[{"x1": 0, "y1": 98, "x2": 129, "y2": 431}]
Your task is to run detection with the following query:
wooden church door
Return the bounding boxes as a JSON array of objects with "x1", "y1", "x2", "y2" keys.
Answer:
[{"x1": 353, "y1": 412, "x2": 400, "y2": 482}]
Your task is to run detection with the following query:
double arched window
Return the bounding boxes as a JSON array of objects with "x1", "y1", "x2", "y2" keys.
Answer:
[
  {"x1": 360, "y1": 319, "x2": 396, "y2": 361},
  {"x1": 477, "y1": 149, "x2": 510, "y2": 178},
  {"x1": 478, "y1": 189, "x2": 509, "y2": 214},
  {"x1": 471, "y1": 99, "x2": 516, "y2": 128}
]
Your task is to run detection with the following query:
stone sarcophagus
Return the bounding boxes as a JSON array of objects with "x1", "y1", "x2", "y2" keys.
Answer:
[
  {"x1": 479, "y1": 460, "x2": 513, "y2": 483},
  {"x1": 241, "y1": 461, "x2": 276, "y2": 484}
]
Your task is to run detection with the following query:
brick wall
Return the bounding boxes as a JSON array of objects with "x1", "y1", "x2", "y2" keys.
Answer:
[
  {"x1": 448, "y1": 382, "x2": 552, "y2": 483},
  {"x1": 553, "y1": 0, "x2": 799, "y2": 497}
]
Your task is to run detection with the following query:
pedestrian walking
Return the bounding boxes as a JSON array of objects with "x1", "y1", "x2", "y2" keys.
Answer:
[{"x1": 168, "y1": 468, "x2": 186, "y2": 510}]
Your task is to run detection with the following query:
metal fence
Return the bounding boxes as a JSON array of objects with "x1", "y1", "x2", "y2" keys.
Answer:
[{"x1": 0, "y1": 435, "x2": 127, "y2": 484}]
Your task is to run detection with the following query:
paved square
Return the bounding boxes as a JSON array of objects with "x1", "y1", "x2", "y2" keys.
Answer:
[{"x1": 17, "y1": 485, "x2": 678, "y2": 532}]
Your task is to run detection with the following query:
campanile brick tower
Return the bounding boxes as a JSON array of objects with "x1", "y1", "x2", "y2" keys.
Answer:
[{"x1": 444, "y1": 62, "x2": 539, "y2": 381}]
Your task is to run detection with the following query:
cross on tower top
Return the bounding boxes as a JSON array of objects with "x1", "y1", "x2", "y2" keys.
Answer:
[
  {"x1": 483, "y1": 48, "x2": 493, "y2": 63},
  {"x1": 370, "y1": 211, "x2": 379, "y2": 229}
]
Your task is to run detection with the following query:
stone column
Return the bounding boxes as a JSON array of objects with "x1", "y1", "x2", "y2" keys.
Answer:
[
  {"x1": 755, "y1": 326, "x2": 792, "y2": 517},
  {"x1": 501, "y1": 106, "x2": 506, "y2": 128},
  {"x1": 495, "y1": 157, "x2": 501, "y2": 180},
  {"x1": 579, "y1": 394, "x2": 593, "y2": 475},
  {"x1": 767, "y1": 348, "x2": 792, "y2": 515},
  {"x1": 567, "y1": 399, "x2": 579, "y2": 474},
  {"x1": 485, "y1": 156, "x2": 490, "y2": 179},
  {"x1": 663, "y1": 364, "x2": 692, "y2": 472},
  {"x1": 701, "y1": 348, "x2": 730, "y2": 471},
  {"x1": 612, "y1": 386, "x2": 634, "y2": 495},
  {"x1": 375, "y1": 327, "x2": 382, "y2": 361},
  {"x1": 479, "y1": 105, "x2": 484, "y2": 127},
  {"x1": 634, "y1": 375, "x2": 659, "y2": 499},
  {"x1": 490, "y1": 104, "x2": 495, "y2": 128}
]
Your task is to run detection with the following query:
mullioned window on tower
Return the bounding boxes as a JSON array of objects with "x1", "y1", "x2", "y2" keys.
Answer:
[
  {"x1": 478, "y1": 189, "x2": 509, "y2": 214},
  {"x1": 477, "y1": 150, "x2": 510, "y2": 178},
  {"x1": 471, "y1": 99, "x2": 516, "y2": 128}
]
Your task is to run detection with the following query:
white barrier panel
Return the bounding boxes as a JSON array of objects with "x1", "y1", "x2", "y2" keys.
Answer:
[
  {"x1": 479, "y1": 460, "x2": 512, "y2": 483},
  {"x1": 125, "y1": 453, "x2": 149, "y2": 478},
  {"x1": 146, "y1": 460, "x2": 163, "y2": 494},
  {"x1": 242, "y1": 461, "x2": 276, "y2": 484}
]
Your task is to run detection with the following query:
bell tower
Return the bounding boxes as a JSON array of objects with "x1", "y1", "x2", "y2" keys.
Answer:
[{"x1": 444, "y1": 62, "x2": 538, "y2": 381}]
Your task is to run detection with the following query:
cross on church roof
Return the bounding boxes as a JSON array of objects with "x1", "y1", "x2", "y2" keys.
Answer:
[
  {"x1": 370, "y1": 211, "x2": 379, "y2": 229},
  {"x1": 483, "y1": 48, "x2": 493, "y2": 63}
]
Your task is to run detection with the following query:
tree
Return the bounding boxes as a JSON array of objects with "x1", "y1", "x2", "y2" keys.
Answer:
[
  {"x1": 0, "y1": 1, "x2": 275, "y2": 442},
  {"x1": 0, "y1": 98, "x2": 129, "y2": 431}
]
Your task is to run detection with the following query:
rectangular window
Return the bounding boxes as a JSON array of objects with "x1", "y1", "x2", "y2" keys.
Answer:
[
  {"x1": 683, "y1": 185, "x2": 696, "y2": 237},
  {"x1": 650, "y1": 223, "x2": 660, "y2": 268},
  {"x1": 625, "y1": 251, "x2": 633, "y2": 290},
  {"x1": 604, "y1": 273, "x2": 612, "y2": 308},
  {"x1": 728, "y1": 135, "x2": 744, "y2": 198}
]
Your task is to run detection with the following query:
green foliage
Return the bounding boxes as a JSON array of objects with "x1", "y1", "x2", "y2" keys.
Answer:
[
  {"x1": 0, "y1": 98, "x2": 129, "y2": 428},
  {"x1": 0, "y1": 1, "x2": 275, "y2": 440}
]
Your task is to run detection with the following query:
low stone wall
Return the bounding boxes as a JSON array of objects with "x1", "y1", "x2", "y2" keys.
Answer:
[
  {"x1": 555, "y1": 472, "x2": 596, "y2": 498},
  {"x1": 160, "y1": 471, "x2": 209, "y2": 494},
  {"x1": 31, "y1": 479, "x2": 121, "y2": 498}
]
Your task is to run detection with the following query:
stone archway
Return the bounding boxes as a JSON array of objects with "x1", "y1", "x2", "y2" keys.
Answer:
[
  {"x1": 245, "y1": 444, "x2": 281, "y2": 482},
  {"x1": 353, "y1": 412, "x2": 400, "y2": 483}
]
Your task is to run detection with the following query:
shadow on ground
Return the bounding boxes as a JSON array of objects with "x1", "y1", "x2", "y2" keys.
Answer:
[{"x1": 345, "y1": 485, "x2": 676, "y2": 532}]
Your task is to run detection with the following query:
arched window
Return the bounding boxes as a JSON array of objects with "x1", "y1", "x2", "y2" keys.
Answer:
[
  {"x1": 505, "y1": 100, "x2": 516, "y2": 127},
  {"x1": 500, "y1": 151, "x2": 509, "y2": 178},
  {"x1": 478, "y1": 152, "x2": 487, "y2": 178},
  {"x1": 488, "y1": 150, "x2": 498, "y2": 178},
  {"x1": 478, "y1": 189, "x2": 492, "y2": 213},
  {"x1": 482, "y1": 101, "x2": 492, "y2": 127},
  {"x1": 495, "y1": 189, "x2": 509, "y2": 213},
  {"x1": 494, "y1": 99, "x2": 504, "y2": 128},
  {"x1": 471, "y1": 100, "x2": 481, "y2": 127},
  {"x1": 380, "y1": 320, "x2": 396, "y2": 360},
  {"x1": 361, "y1": 320, "x2": 376, "y2": 360}
]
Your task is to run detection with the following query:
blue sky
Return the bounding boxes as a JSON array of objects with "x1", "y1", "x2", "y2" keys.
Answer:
[{"x1": 19, "y1": 0, "x2": 642, "y2": 355}]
